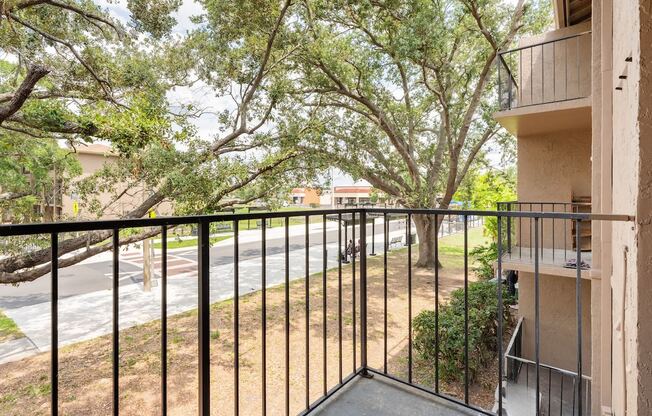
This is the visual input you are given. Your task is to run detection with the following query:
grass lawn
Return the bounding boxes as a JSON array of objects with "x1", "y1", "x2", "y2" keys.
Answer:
[
  {"x1": 152, "y1": 235, "x2": 232, "y2": 250},
  {"x1": 0, "y1": 228, "x2": 497, "y2": 415},
  {"x1": 0, "y1": 310, "x2": 23, "y2": 343}
]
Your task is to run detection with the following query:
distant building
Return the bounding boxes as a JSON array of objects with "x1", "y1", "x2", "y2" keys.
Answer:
[
  {"x1": 289, "y1": 188, "x2": 322, "y2": 206},
  {"x1": 62, "y1": 144, "x2": 172, "y2": 219}
]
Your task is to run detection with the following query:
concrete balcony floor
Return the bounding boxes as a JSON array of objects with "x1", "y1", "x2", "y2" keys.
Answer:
[
  {"x1": 312, "y1": 373, "x2": 485, "y2": 416},
  {"x1": 501, "y1": 247, "x2": 593, "y2": 279}
]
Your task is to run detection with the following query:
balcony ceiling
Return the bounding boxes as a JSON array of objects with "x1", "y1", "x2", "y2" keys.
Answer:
[
  {"x1": 554, "y1": 0, "x2": 591, "y2": 28},
  {"x1": 494, "y1": 97, "x2": 591, "y2": 137}
]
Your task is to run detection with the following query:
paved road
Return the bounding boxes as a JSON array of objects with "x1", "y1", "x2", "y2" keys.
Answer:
[{"x1": 0, "y1": 218, "x2": 408, "y2": 310}]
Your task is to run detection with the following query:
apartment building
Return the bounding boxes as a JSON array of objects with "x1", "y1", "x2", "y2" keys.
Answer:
[
  {"x1": 289, "y1": 187, "x2": 322, "y2": 206},
  {"x1": 62, "y1": 144, "x2": 172, "y2": 219},
  {"x1": 495, "y1": 1, "x2": 651, "y2": 414}
]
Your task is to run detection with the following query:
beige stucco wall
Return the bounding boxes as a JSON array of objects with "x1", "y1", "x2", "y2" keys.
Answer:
[
  {"x1": 518, "y1": 271, "x2": 591, "y2": 373},
  {"x1": 515, "y1": 128, "x2": 592, "y2": 250},
  {"x1": 517, "y1": 129, "x2": 592, "y2": 202},
  {"x1": 610, "y1": 0, "x2": 652, "y2": 414}
]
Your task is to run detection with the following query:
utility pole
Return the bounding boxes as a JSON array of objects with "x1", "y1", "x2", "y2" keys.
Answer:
[
  {"x1": 143, "y1": 236, "x2": 154, "y2": 292},
  {"x1": 142, "y1": 186, "x2": 154, "y2": 292},
  {"x1": 330, "y1": 168, "x2": 335, "y2": 208}
]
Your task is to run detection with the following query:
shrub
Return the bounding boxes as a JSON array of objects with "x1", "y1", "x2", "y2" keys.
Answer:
[
  {"x1": 413, "y1": 281, "x2": 513, "y2": 383},
  {"x1": 470, "y1": 242, "x2": 498, "y2": 280}
]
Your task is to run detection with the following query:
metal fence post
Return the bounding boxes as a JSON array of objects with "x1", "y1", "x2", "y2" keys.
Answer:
[
  {"x1": 360, "y1": 210, "x2": 369, "y2": 376},
  {"x1": 198, "y1": 220, "x2": 210, "y2": 416}
]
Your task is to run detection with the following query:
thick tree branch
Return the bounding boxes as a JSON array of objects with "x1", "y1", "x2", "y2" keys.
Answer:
[
  {"x1": 0, "y1": 65, "x2": 49, "y2": 123},
  {"x1": 0, "y1": 191, "x2": 31, "y2": 202}
]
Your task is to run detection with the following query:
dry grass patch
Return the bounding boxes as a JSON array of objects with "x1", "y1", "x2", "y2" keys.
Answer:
[{"x1": 0, "y1": 228, "x2": 502, "y2": 415}]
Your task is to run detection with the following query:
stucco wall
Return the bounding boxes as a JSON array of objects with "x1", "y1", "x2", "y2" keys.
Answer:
[
  {"x1": 516, "y1": 129, "x2": 592, "y2": 250},
  {"x1": 517, "y1": 129, "x2": 592, "y2": 202},
  {"x1": 610, "y1": 0, "x2": 652, "y2": 414},
  {"x1": 518, "y1": 271, "x2": 592, "y2": 373}
]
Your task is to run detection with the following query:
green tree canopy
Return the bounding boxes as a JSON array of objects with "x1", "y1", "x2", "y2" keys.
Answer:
[{"x1": 286, "y1": 0, "x2": 549, "y2": 266}]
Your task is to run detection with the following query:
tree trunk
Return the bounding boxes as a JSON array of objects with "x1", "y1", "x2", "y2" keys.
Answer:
[{"x1": 413, "y1": 214, "x2": 442, "y2": 269}]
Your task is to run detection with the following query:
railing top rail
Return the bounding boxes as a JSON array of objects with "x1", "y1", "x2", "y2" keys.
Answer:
[
  {"x1": 498, "y1": 30, "x2": 592, "y2": 56},
  {"x1": 498, "y1": 200, "x2": 592, "y2": 206},
  {"x1": 504, "y1": 353, "x2": 592, "y2": 381},
  {"x1": 504, "y1": 316, "x2": 524, "y2": 356},
  {"x1": 504, "y1": 317, "x2": 591, "y2": 381},
  {"x1": 0, "y1": 207, "x2": 633, "y2": 237}
]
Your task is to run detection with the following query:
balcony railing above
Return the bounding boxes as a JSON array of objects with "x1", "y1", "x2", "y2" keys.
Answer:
[
  {"x1": 497, "y1": 31, "x2": 591, "y2": 111},
  {"x1": 504, "y1": 318, "x2": 591, "y2": 416},
  {"x1": 497, "y1": 201, "x2": 593, "y2": 274}
]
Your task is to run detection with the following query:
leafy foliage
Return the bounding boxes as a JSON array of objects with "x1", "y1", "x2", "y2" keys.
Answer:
[
  {"x1": 413, "y1": 281, "x2": 514, "y2": 383},
  {"x1": 470, "y1": 242, "x2": 498, "y2": 280}
]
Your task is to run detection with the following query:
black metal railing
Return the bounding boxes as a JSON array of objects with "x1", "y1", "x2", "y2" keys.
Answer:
[
  {"x1": 497, "y1": 201, "x2": 592, "y2": 267},
  {"x1": 0, "y1": 207, "x2": 632, "y2": 416},
  {"x1": 505, "y1": 318, "x2": 591, "y2": 415},
  {"x1": 497, "y1": 31, "x2": 591, "y2": 111}
]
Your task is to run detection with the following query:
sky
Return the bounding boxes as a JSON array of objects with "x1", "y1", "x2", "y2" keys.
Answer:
[{"x1": 95, "y1": 0, "x2": 512, "y2": 186}]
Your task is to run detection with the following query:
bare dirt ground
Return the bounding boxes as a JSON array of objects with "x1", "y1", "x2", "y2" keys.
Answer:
[{"x1": 0, "y1": 229, "x2": 504, "y2": 415}]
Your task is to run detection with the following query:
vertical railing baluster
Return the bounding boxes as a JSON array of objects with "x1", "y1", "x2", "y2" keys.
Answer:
[
  {"x1": 112, "y1": 228, "x2": 120, "y2": 416},
  {"x1": 560, "y1": 374, "x2": 565, "y2": 416},
  {"x1": 519, "y1": 203, "x2": 523, "y2": 259},
  {"x1": 343, "y1": 221, "x2": 349, "y2": 264},
  {"x1": 407, "y1": 213, "x2": 413, "y2": 383},
  {"x1": 161, "y1": 226, "x2": 168, "y2": 416},
  {"x1": 383, "y1": 213, "x2": 388, "y2": 374},
  {"x1": 262, "y1": 220, "x2": 267, "y2": 416},
  {"x1": 507, "y1": 203, "x2": 512, "y2": 257},
  {"x1": 535, "y1": 217, "x2": 541, "y2": 416},
  {"x1": 198, "y1": 220, "x2": 211, "y2": 416},
  {"x1": 552, "y1": 203, "x2": 556, "y2": 263},
  {"x1": 284, "y1": 219, "x2": 290, "y2": 416},
  {"x1": 232, "y1": 220, "x2": 239, "y2": 416},
  {"x1": 463, "y1": 215, "x2": 469, "y2": 404},
  {"x1": 352, "y1": 213, "x2": 356, "y2": 372},
  {"x1": 304, "y1": 216, "x2": 310, "y2": 410},
  {"x1": 573, "y1": 377, "x2": 577, "y2": 416},
  {"x1": 322, "y1": 214, "x2": 327, "y2": 396},
  {"x1": 337, "y1": 213, "x2": 343, "y2": 384},
  {"x1": 360, "y1": 210, "x2": 368, "y2": 374},
  {"x1": 370, "y1": 217, "x2": 376, "y2": 256},
  {"x1": 548, "y1": 368, "x2": 552, "y2": 415},
  {"x1": 541, "y1": 203, "x2": 545, "y2": 259},
  {"x1": 529, "y1": 203, "x2": 533, "y2": 260},
  {"x1": 434, "y1": 214, "x2": 440, "y2": 394},
  {"x1": 565, "y1": 203, "x2": 569, "y2": 261},
  {"x1": 497, "y1": 216, "x2": 504, "y2": 415},
  {"x1": 576, "y1": 219, "x2": 583, "y2": 416},
  {"x1": 497, "y1": 52, "x2": 502, "y2": 108},
  {"x1": 51, "y1": 232, "x2": 58, "y2": 416}
]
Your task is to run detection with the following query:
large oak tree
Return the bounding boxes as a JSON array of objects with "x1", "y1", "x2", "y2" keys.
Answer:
[{"x1": 290, "y1": 0, "x2": 548, "y2": 267}]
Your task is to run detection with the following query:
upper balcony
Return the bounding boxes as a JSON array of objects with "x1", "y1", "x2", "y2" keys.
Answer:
[
  {"x1": 495, "y1": 30, "x2": 591, "y2": 137},
  {"x1": 497, "y1": 201, "x2": 594, "y2": 279}
]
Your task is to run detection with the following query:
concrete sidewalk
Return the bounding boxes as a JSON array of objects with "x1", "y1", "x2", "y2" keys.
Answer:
[{"x1": 0, "y1": 218, "x2": 478, "y2": 364}]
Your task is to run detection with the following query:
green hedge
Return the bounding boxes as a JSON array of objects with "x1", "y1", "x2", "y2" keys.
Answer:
[{"x1": 413, "y1": 281, "x2": 513, "y2": 383}]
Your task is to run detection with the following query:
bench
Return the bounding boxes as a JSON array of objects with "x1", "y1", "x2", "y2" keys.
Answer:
[
  {"x1": 389, "y1": 236, "x2": 403, "y2": 248},
  {"x1": 256, "y1": 219, "x2": 272, "y2": 228}
]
